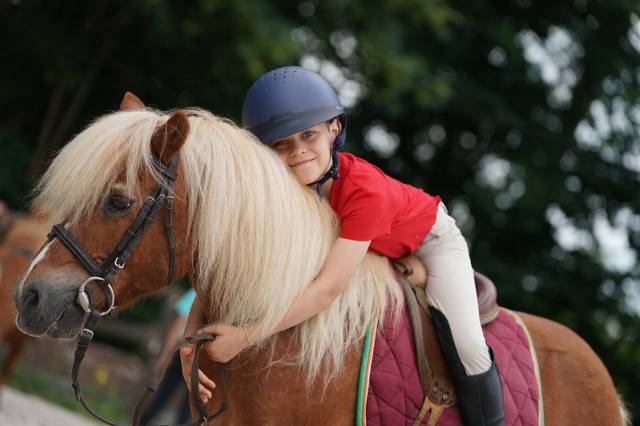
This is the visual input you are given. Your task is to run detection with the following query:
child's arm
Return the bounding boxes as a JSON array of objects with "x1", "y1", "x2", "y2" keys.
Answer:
[
  {"x1": 262, "y1": 237, "x2": 371, "y2": 335},
  {"x1": 200, "y1": 237, "x2": 371, "y2": 360},
  {"x1": 192, "y1": 238, "x2": 370, "y2": 403}
]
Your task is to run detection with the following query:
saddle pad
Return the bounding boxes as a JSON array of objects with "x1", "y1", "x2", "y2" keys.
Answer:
[{"x1": 359, "y1": 307, "x2": 542, "y2": 425}]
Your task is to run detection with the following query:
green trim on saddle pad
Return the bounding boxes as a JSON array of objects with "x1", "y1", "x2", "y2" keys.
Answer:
[
  {"x1": 356, "y1": 321, "x2": 377, "y2": 426},
  {"x1": 503, "y1": 308, "x2": 545, "y2": 426}
]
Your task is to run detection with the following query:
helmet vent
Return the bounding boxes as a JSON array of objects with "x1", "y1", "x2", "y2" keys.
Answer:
[{"x1": 260, "y1": 68, "x2": 302, "y2": 90}]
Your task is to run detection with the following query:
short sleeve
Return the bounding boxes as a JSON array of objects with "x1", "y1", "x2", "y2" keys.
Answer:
[
  {"x1": 338, "y1": 185, "x2": 393, "y2": 241},
  {"x1": 174, "y1": 288, "x2": 196, "y2": 317}
]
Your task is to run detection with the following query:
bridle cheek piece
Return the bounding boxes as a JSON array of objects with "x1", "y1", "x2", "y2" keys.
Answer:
[{"x1": 45, "y1": 154, "x2": 227, "y2": 426}]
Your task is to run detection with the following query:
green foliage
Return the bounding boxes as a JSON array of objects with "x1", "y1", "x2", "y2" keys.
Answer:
[
  {"x1": 118, "y1": 277, "x2": 190, "y2": 323},
  {"x1": 117, "y1": 297, "x2": 166, "y2": 324},
  {"x1": 1, "y1": 0, "x2": 639, "y2": 419},
  {"x1": 0, "y1": 130, "x2": 32, "y2": 207},
  {"x1": 9, "y1": 365, "x2": 130, "y2": 423}
]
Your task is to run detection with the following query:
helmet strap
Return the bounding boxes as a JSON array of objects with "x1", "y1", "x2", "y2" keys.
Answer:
[{"x1": 309, "y1": 146, "x2": 340, "y2": 198}]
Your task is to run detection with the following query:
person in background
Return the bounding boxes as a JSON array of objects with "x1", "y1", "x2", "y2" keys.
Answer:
[{"x1": 139, "y1": 288, "x2": 196, "y2": 424}]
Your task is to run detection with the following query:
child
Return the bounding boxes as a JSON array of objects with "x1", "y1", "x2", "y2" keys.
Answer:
[{"x1": 181, "y1": 67, "x2": 505, "y2": 426}]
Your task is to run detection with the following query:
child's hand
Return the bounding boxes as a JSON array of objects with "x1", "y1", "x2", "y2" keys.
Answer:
[
  {"x1": 179, "y1": 344, "x2": 216, "y2": 403},
  {"x1": 199, "y1": 323, "x2": 253, "y2": 363}
]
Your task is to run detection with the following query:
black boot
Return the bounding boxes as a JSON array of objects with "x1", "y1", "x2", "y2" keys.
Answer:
[
  {"x1": 431, "y1": 307, "x2": 505, "y2": 426},
  {"x1": 451, "y1": 349, "x2": 505, "y2": 426}
]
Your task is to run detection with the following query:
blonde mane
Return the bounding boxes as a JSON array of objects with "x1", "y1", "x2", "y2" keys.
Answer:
[{"x1": 34, "y1": 108, "x2": 403, "y2": 383}]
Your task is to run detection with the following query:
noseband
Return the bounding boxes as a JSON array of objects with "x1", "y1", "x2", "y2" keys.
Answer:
[{"x1": 46, "y1": 154, "x2": 227, "y2": 426}]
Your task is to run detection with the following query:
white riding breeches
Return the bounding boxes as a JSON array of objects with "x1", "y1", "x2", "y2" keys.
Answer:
[{"x1": 415, "y1": 203, "x2": 491, "y2": 376}]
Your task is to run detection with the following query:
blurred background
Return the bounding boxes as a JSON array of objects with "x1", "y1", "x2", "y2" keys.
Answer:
[{"x1": 0, "y1": 0, "x2": 638, "y2": 423}]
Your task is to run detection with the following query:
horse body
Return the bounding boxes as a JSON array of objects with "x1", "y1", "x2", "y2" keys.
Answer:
[
  {"x1": 0, "y1": 213, "x2": 51, "y2": 388},
  {"x1": 199, "y1": 311, "x2": 626, "y2": 425},
  {"x1": 13, "y1": 96, "x2": 627, "y2": 425},
  {"x1": 0, "y1": 245, "x2": 28, "y2": 388},
  {"x1": 201, "y1": 330, "x2": 361, "y2": 425},
  {"x1": 521, "y1": 312, "x2": 626, "y2": 425}
]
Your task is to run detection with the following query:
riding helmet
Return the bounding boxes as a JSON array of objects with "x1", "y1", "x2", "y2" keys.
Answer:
[{"x1": 241, "y1": 66, "x2": 347, "y2": 147}]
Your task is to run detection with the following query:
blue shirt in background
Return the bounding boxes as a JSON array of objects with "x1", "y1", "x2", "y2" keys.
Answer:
[{"x1": 174, "y1": 288, "x2": 196, "y2": 318}]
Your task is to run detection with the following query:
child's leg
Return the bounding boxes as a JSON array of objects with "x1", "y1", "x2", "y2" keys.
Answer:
[
  {"x1": 416, "y1": 203, "x2": 490, "y2": 374},
  {"x1": 416, "y1": 203, "x2": 504, "y2": 426}
]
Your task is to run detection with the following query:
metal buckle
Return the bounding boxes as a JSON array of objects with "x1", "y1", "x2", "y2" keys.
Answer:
[
  {"x1": 114, "y1": 257, "x2": 126, "y2": 269},
  {"x1": 79, "y1": 328, "x2": 94, "y2": 340}
]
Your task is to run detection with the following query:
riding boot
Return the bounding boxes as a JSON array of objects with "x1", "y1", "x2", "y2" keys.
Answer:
[{"x1": 431, "y1": 307, "x2": 505, "y2": 426}]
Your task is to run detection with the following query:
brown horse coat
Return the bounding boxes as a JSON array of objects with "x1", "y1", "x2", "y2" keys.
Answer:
[{"x1": 0, "y1": 213, "x2": 51, "y2": 387}]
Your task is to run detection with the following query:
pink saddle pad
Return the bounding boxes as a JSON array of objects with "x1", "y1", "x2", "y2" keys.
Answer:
[{"x1": 363, "y1": 307, "x2": 542, "y2": 425}]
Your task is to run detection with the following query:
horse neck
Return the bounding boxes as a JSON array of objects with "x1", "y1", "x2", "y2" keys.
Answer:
[
  {"x1": 189, "y1": 138, "x2": 335, "y2": 327},
  {"x1": 204, "y1": 328, "x2": 363, "y2": 421}
]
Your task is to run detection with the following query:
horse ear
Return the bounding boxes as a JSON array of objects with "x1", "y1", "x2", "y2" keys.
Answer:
[
  {"x1": 120, "y1": 92, "x2": 145, "y2": 111},
  {"x1": 151, "y1": 110, "x2": 190, "y2": 165}
]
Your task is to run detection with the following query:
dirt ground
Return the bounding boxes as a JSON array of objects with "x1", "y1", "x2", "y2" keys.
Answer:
[
  {"x1": 0, "y1": 386, "x2": 99, "y2": 426},
  {"x1": 1, "y1": 332, "x2": 190, "y2": 426},
  {"x1": 0, "y1": 335, "x2": 152, "y2": 425}
]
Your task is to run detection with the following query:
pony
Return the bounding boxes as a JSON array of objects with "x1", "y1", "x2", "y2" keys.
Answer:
[
  {"x1": 15, "y1": 93, "x2": 628, "y2": 425},
  {"x1": 1, "y1": 211, "x2": 51, "y2": 390},
  {"x1": 0, "y1": 201, "x2": 15, "y2": 242}
]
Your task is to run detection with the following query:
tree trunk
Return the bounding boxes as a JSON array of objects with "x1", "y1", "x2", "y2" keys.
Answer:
[{"x1": 28, "y1": 1, "x2": 139, "y2": 181}]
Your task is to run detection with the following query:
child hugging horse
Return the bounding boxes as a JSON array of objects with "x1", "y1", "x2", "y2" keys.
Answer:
[{"x1": 182, "y1": 67, "x2": 504, "y2": 425}]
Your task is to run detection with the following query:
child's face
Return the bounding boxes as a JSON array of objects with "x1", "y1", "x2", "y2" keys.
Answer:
[{"x1": 268, "y1": 120, "x2": 340, "y2": 186}]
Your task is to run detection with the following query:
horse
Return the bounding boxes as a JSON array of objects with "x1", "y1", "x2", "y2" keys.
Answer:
[
  {"x1": 0, "y1": 211, "x2": 51, "y2": 390},
  {"x1": 14, "y1": 93, "x2": 628, "y2": 425},
  {"x1": 0, "y1": 201, "x2": 15, "y2": 242}
]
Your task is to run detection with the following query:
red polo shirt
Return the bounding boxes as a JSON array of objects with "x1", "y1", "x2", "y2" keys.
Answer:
[{"x1": 329, "y1": 153, "x2": 440, "y2": 259}]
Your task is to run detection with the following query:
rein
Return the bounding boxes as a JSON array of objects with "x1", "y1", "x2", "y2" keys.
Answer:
[{"x1": 46, "y1": 154, "x2": 227, "y2": 426}]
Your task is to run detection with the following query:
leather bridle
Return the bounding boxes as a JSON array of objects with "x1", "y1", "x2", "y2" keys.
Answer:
[{"x1": 45, "y1": 154, "x2": 227, "y2": 426}]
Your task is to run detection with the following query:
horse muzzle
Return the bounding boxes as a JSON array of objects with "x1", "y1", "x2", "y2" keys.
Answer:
[{"x1": 15, "y1": 276, "x2": 89, "y2": 338}]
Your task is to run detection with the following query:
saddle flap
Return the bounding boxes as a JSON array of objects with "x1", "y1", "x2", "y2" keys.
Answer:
[
  {"x1": 390, "y1": 255, "x2": 501, "y2": 410},
  {"x1": 400, "y1": 278, "x2": 456, "y2": 407},
  {"x1": 475, "y1": 272, "x2": 499, "y2": 325},
  {"x1": 391, "y1": 255, "x2": 499, "y2": 324}
]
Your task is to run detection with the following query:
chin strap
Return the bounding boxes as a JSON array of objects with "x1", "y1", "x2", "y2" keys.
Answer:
[{"x1": 309, "y1": 147, "x2": 341, "y2": 198}]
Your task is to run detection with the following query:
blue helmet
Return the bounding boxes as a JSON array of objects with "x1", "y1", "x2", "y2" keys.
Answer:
[{"x1": 242, "y1": 66, "x2": 347, "y2": 148}]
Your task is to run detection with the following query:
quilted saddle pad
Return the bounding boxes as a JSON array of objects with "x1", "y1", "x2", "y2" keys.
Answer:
[{"x1": 359, "y1": 307, "x2": 542, "y2": 426}]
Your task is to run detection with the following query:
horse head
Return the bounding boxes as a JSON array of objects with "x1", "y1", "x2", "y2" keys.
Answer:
[{"x1": 15, "y1": 93, "x2": 192, "y2": 338}]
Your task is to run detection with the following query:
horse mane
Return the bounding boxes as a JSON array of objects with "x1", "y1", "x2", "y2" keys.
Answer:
[{"x1": 33, "y1": 107, "x2": 403, "y2": 384}]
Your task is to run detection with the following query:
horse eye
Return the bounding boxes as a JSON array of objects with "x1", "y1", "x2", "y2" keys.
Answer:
[{"x1": 107, "y1": 194, "x2": 133, "y2": 211}]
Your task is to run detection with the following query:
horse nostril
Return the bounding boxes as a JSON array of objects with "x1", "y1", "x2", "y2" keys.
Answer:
[{"x1": 22, "y1": 288, "x2": 40, "y2": 309}]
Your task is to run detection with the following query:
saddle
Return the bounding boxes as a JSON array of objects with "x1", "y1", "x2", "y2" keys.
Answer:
[{"x1": 390, "y1": 255, "x2": 499, "y2": 425}]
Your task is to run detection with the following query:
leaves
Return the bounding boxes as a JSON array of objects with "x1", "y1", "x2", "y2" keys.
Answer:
[{"x1": 1, "y1": 0, "x2": 639, "y2": 417}]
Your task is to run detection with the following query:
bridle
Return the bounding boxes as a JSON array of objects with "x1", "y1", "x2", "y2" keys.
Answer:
[{"x1": 45, "y1": 153, "x2": 227, "y2": 426}]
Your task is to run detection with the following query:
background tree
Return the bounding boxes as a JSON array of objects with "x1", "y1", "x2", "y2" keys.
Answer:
[{"x1": 1, "y1": 0, "x2": 638, "y2": 419}]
